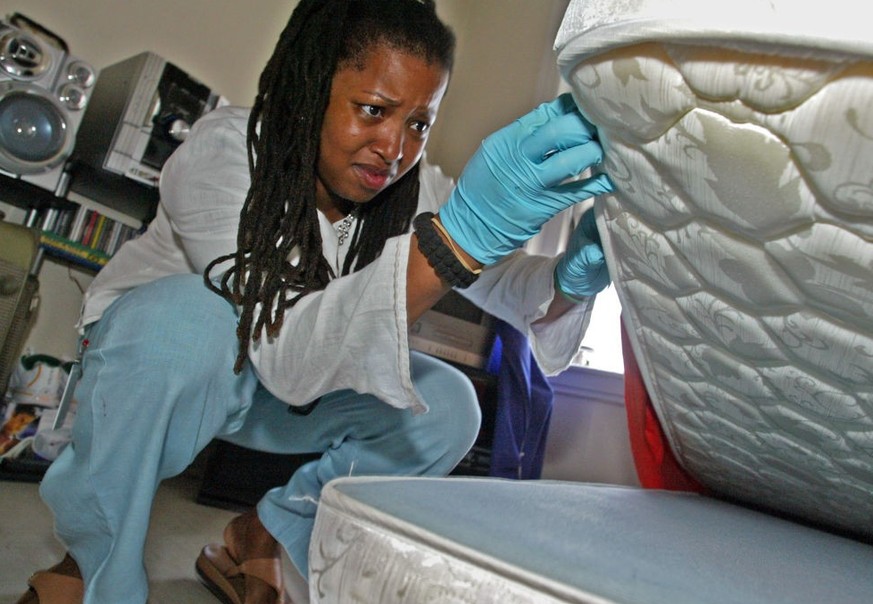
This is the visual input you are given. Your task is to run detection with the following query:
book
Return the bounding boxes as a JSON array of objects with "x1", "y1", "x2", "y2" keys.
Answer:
[
  {"x1": 67, "y1": 205, "x2": 89, "y2": 242},
  {"x1": 409, "y1": 292, "x2": 496, "y2": 369},
  {"x1": 39, "y1": 232, "x2": 110, "y2": 271},
  {"x1": 80, "y1": 211, "x2": 99, "y2": 247}
]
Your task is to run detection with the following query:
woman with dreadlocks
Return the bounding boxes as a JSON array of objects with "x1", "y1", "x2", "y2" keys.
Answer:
[{"x1": 18, "y1": 1, "x2": 613, "y2": 603}]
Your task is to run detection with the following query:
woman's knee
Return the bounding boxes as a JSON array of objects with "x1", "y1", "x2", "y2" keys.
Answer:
[
  {"x1": 410, "y1": 352, "x2": 482, "y2": 454},
  {"x1": 77, "y1": 274, "x2": 254, "y2": 437},
  {"x1": 91, "y1": 274, "x2": 240, "y2": 378}
]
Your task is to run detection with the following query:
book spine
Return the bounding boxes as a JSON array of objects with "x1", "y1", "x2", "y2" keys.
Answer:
[
  {"x1": 80, "y1": 211, "x2": 98, "y2": 246},
  {"x1": 408, "y1": 335, "x2": 487, "y2": 369},
  {"x1": 104, "y1": 220, "x2": 122, "y2": 255},
  {"x1": 67, "y1": 206, "x2": 88, "y2": 243},
  {"x1": 88, "y1": 215, "x2": 107, "y2": 249},
  {"x1": 39, "y1": 232, "x2": 110, "y2": 270}
]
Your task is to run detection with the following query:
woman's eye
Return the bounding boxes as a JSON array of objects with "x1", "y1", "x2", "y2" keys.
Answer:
[
  {"x1": 411, "y1": 120, "x2": 431, "y2": 134},
  {"x1": 361, "y1": 104, "x2": 383, "y2": 118}
]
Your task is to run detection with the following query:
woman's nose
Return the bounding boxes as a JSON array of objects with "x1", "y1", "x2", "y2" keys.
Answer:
[{"x1": 371, "y1": 122, "x2": 404, "y2": 164}]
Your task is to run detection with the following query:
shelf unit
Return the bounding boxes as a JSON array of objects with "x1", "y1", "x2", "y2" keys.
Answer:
[
  {"x1": 0, "y1": 171, "x2": 152, "y2": 481},
  {"x1": 1, "y1": 173, "x2": 148, "y2": 274}
]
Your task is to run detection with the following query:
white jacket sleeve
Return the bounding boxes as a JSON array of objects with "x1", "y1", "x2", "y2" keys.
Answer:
[
  {"x1": 418, "y1": 161, "x2": 594, "y2": 376},
  {"x1": 461, "y1": 251, "x2": 594, "y2": 375},
  {"x1": 248, "y1": 235, "x2": 425, "y2": 413},
  {"x1": 161, "y1": 108, "x2": 425, "y2": 412}
]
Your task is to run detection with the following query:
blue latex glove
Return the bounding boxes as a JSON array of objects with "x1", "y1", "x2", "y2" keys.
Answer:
[
  {"x1": 439, "y1": 93, "x2": 613, "y2": 265},
  {"x1": 554, "y1": 209, "x2": 610, "y2": 301}
]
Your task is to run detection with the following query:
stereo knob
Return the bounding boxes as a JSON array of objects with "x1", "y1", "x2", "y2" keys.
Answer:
[
  {"x1": 66, "y1": 60, "x2": 96, "y2": 88},
  {"x1": 58, "y1": 83, "x2": 87, "y2": 110},
  {"x1": 166, "y1": 118, "x2": 190, "y2": 142}
]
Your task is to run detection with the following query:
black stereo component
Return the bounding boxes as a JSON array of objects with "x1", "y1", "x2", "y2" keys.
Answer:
[
  {"x1": 0, "y1": 14, "x2": 95, "y2": 195},
  {"x1": 70, "y1": 51, "x2": 225, "y2": 222}
]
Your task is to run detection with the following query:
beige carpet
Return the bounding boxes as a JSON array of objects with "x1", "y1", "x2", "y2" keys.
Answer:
[{"x1": 0, "y1": 462, "x2": 308, "y2": 603}]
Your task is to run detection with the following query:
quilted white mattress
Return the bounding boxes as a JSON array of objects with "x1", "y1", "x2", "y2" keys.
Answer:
[
  {"x1": 556, "y1": 0, "x2": 873, "y2": 537},
  {"x1": 309, "y1": 477, "x2": 873, "y2": 603}
]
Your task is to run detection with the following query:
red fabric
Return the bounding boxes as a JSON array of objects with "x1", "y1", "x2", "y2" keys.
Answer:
[{"x1": 621, "y1": 320, "x2": 706, "y2": 493}]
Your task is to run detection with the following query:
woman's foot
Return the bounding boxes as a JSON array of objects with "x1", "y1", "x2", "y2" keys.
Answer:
[
  {"x1": 196, "y1": 509, "x2": 290, "y2": 604},
  {"x1": 227, "y1": 510, "x2": 286, "y2": 603},
  {"x1": 16, "y1": 554, "x2": 83, "y2": 604}
]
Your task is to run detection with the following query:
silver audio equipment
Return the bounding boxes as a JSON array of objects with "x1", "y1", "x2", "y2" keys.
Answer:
[
  {"x1": 70, "y1": 52, "x2": 226, "y2": 222},
  {"x1": 0, "y1": 15, "x2": 95, "y2": 195}
]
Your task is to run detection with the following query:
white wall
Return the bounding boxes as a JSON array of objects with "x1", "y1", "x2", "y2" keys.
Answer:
[
  {"x1": 1, "y1": 0, "x2": 569, "y2": 358},
  {"x1": 428, "y1": 0, "x2": 570, "y2": 177},
  {"x1": 542, "y1": 366, "x2": 638, "y2": 486},
  {"x1": 0, "y1": 0, "x2": 292, "y2": 107}
]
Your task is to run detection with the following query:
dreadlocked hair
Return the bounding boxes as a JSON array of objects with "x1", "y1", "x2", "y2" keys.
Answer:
[{"x1": 204, "y1": 0, "x2": 456, "y2": 373}]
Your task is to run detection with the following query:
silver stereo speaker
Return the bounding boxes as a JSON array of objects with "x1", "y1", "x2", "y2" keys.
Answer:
[
  {"x1": 0, "y1": 15, "x2": 95, "y2": 194},
  {"x1": 70, "y1": 52, "x2": 225, "y2": 222}
]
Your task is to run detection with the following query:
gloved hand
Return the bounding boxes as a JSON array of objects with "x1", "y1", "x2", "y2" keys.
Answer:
[
  {"x1": 438, "y1": 93, "x2": 613, "y2": 265},
  {"x1": 554, "y1": 208, "x2": 610, "y2": 301}
]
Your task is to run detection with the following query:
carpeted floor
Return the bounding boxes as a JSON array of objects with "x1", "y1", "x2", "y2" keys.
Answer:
[{"x1": 0, "y1": 461, "x2": 308, "y2": 603}]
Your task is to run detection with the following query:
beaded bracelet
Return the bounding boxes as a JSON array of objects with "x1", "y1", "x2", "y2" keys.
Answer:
[
  {"x1": 431, "y1": 217, "x2": 482, "y2": 276},
  {"x1": 413, "y1": 212, "x2": 480, "y2": 288}
]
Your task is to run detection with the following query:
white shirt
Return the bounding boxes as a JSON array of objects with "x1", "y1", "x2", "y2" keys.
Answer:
[{"x1": 80, "y1": 107, "x2": 593, "y2": 413}]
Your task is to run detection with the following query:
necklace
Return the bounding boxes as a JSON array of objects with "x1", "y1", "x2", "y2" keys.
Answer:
[{"x1": 336, "y1": 210, "x2": 357, "y2": 247}]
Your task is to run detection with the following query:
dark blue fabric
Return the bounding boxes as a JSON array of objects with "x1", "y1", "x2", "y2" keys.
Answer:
[{"x1": 486, "y1": 319, "x2": 554, "y2": 479}]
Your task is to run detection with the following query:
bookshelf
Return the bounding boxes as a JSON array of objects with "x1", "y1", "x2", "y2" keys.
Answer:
[
  {"x1": 0, "y1": 174, "x2": 145, "y2": 274},
  {"x1": 34, "y1": 198, "x2": 143, "y2": 272}
]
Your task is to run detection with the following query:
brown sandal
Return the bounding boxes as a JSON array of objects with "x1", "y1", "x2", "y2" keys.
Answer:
[
  {"x1": 195, "y1": 525, "x2": 290, "y2": 604},
  {"x1": 16, "y1": 555, "x2": 84, "y2": 604}
]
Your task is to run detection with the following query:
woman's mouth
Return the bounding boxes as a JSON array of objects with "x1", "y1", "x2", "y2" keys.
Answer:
[{"x1": 356, "y1": 165, "x2": 392, "y2": 191}]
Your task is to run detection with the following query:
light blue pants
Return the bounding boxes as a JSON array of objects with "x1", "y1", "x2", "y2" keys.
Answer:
[{"x1": 40, "y1": 274, "x2": 481, "y2": 604}]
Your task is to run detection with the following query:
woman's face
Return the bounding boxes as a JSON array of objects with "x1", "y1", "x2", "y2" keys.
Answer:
[{"x1": 316, "y1": 43, "x2": 450, "y2": 220}]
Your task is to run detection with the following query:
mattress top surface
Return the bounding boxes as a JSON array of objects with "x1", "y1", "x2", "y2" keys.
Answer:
[{"x1": 318, "y1": 476, "x2": 873, "y2": 603}]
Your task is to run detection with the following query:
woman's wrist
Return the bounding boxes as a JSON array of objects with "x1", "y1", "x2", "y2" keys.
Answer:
[
  {"x1": 554, "y1": 267, "x2": 590, "y2": 305},
  {"x1": 413, "y1": 212, "x2": 481, "y2": 288},
  {"x1": 432, "y1": 213, "x2": 484, "y2": 274}
]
